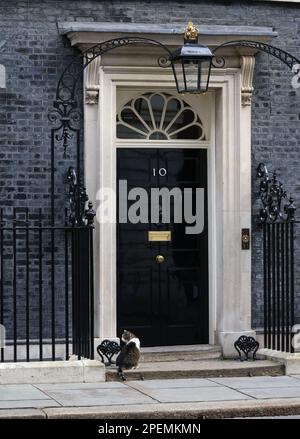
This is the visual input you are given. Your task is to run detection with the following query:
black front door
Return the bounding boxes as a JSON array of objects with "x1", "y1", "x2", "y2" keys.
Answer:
[{"x1": 117, "y1": 148, "x2": 208, "y2": 346}]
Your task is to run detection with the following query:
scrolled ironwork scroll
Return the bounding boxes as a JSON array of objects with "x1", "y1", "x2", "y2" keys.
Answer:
[
  {"x1": 50, "y1": 37, "x2": 174, "y2": 163},
  {"x1": 56, "y1": 37, "x2": 173, "y2": 104},
  {"x1": 97, "y1": 340, "x2": 122, "y2": 366},
  {"x1": 257, "y1": 163, "x2": 296, "y2": 224},
  {"x1": 213, "y1": 40, "x2": 300, "y2": 71},
  {"x1": 234, "y1": 335, "x2": 259, "y2": 361}
]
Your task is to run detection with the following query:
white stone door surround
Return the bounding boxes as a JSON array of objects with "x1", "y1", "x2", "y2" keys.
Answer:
[
  {"x1": 84, "y1": 66, "x2": 252, "y2": 358},
  {"x1": 60, "y1": 22, "x2": 277, "y2": 357}
]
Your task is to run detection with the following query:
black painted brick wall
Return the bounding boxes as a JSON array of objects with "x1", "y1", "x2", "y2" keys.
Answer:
[{"x1": 0, "y1": 0, "x2": 300, "y2": 334}]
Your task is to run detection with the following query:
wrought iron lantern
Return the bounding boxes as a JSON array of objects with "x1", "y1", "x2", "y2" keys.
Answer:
[{"x1": 170, "y1": 22, "x2": 213, "y2": 94}]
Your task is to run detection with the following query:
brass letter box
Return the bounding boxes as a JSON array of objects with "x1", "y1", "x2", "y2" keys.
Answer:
[{"x1": 148, "y1": 231, "x2": 171, "y2": 242}]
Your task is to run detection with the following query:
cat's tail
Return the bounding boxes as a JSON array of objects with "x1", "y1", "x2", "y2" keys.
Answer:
[{"x1": 117, "y1": 367, "x2": 126, "y2": 381}]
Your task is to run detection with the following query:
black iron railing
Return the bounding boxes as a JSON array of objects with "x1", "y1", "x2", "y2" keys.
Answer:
[
  {"x1": 257, "y1": 163, "x2": 296, "y2": 352},
  {"x1": 262, "y1": 221, "x2": 295, "y2": 351},
  {"x1": 0, "y1": 207, "x2": 94, "y2": 362}
]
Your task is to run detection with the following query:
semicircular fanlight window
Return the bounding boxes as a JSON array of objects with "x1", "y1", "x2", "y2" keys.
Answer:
[{"x1": 117, "y1": 92, "x2": 206, "y2": 140}]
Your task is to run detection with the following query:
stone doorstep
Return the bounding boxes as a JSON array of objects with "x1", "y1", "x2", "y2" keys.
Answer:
[
  {"x1": 0, "y1": 360, "x2": 105, "y2": 385},
  {"x1": 140, "y1": 345, "x2": 222, "y2": 363},
  {"x1": 105, "y1": 359, "x2": 285, "y2": 381},
  {"x1": 257, "y1": 349, "x2": 300, "y2": 375}
]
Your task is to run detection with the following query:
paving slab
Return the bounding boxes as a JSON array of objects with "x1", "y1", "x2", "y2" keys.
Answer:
[
  {"x1": 35, "y1": 382, "x2": 124, "y2": 391},
  {"x1": 127, "y1": 378, "x2": 220, "y2": 390},
  {"x1": 40, "y1": 387, "x2": 158, "y2": 407},
  {"x1": 241, "y1": 387, "x2": 300, "y2": 399},
  {"x1": 129, "y1": 385, "x2": 253, "y2": 403},
  {"x1": 3, "y1": 376, "x2": 300, "y2": 416},
  {"x1": 210, "y1": 376, "x2": 300, "y2": 389},
  {"x1": 0, "y1": 384, "x2": 50, "y2": 401}
]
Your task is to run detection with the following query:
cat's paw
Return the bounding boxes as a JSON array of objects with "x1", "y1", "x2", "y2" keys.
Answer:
[{"x1": 121, "y1": 375, "x2": 127, "y2": 381}]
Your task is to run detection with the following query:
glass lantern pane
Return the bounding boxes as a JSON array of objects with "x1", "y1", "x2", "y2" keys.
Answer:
[
  {"x1": 183, "y1": 61, "x2": 199, "y2": 92},
  {"x1": 198, "y1": 60, "x2": 211, "y2": 92},
  {"x1": 179, "y1": 59, "x2": 212, "y2": 93},
  {"x1": 172, "y1": 61, "x2": 185, "y2": 93}
]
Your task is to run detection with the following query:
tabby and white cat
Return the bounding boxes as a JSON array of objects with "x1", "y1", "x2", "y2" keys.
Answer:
[{"x1": 116, "y1": 330, "x2": 141, "y2": 381}]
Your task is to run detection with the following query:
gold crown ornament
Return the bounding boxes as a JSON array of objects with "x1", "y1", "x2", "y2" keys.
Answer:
[{"x1": 184, "y1": 22, "x2": 199, "y2": 42}]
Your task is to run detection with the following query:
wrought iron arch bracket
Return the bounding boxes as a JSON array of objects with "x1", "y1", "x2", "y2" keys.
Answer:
[
  {"x1": 50, "y1": 37, "x2": 174, "y2": 226},
  {"x1": 50, "y1": 37, "x2": 175, "y2": 158},
  {"x1": 212, "y1": 40, "x2": 300, "y2": 71},
  {"x1": 55, "y1": 37, "x2": 173, "y2": 104},
  {"x1": 51, "y1": 38, "x2": 300, "y2": 227}
]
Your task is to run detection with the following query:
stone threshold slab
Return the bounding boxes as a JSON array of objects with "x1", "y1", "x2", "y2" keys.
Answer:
[
  {"x1": 140, "y1": 344, "x2": 222, "y2": 362},
  {"x1": 106, "y1": 359, "x2": 284, "y2": 381},
  {"x1": 141, "y1": 344, "x2": 221, "y2": 353},
  {"x1": 258, "y1": 349, "x2": 300, "y2": 374}
]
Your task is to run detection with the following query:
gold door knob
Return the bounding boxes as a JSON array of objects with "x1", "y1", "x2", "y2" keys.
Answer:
[{"x1": 156, "y1": 255, "x2": 165, "y2": 264}]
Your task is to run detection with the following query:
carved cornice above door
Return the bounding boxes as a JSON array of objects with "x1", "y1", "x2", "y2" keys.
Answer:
[
  {"x1": 58, "y1": 22, "x2": 277, "y2": 55},
  {"x1": 241, "y1": 56, "x2": 256, "y2": 107},
  {"x1": 59, "y1": 22, "x2": 275, "y2": 106}
]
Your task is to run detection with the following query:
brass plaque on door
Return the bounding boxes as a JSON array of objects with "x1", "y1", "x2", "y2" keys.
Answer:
[{"x1": 148, "y1": 231, "x2": 171, "y2": 242}]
